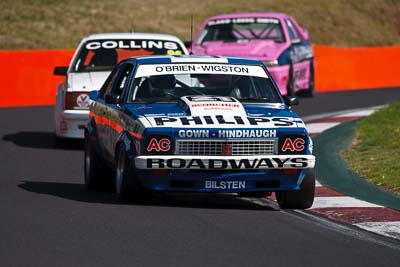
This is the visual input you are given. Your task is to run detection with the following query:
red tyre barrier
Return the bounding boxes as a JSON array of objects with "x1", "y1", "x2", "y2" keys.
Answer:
[
  {"x1": 314, "y1": 45, "x2": 400, "y2": 91},
  {"x1": 0, "y1": 46, "x2": 399, "y2": 107},
  {"x1": 0, "y1": 49, "x2": 74, "y2": 108}
]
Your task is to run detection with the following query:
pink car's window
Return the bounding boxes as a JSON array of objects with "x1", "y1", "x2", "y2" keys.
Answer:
[
  {"x1": 285, "y1": 19, "x2": 301, "y2": 41},
  {"x1": 198, "y1": 18, "x2": 285, "y2": 44}
]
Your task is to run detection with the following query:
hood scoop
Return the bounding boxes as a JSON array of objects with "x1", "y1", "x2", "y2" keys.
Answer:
[{"x1": 178, "y1": 95, "x2": 247, "y2": 117}]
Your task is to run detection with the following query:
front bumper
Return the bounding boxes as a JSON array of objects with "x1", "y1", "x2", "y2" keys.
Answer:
[
  {"x1": 134, "y1": 155, "x2": 315, "y2": 192},
  {"x1": 135, "y1": 155, "x2": 315, "y2": 170}
]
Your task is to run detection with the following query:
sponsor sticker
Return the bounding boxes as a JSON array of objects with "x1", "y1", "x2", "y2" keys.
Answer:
[
  {"x1": 207, "y1": 18, "x2": 279, "y2": 26},
  {"x1": 135, "y1": 63, "x2": 268, "y2": 78},
  {"x1": 145, "y1": 157, "x2": 310, "y2": 169},
  {"x1": 205, "y1": 180, "x2": 246, "y2": 190},
  {"x1": 279, "y1": 135, "x2": 307, "y2": 154},
  {"x1": 150, "y1": 115, "x2": 295, "y2": 128},
  {"x1": 85, "y1": 40, "x2": 180, "y2": 50},
  {"x1": 147, "y1": 138, "x2": 171, "y2": 152},
  {"x1": 176, "y1": 129, "x2": 277, "y2": 138},
  {"x1": 282, "y1": 138, "x2": 305, "y2": 152},
  {"x1": 76, "y1": 93, "x2": 90, "y2": 108}
]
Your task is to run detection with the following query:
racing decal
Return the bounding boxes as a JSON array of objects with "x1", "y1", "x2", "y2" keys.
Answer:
[
  {"x1": 207, "y1": 17, "x2": 279, "y2": 26},
  {"x1": 178, "y1": 130, "x2": 210, "y2": 138},
  {"x1": 149, "y1": 115, "x2": 296, "y2": 128},
  {"x1": 144, "y1": 135, "x2": 173, "y2": 155},
  {"x1": 282, "y1": 138, "x2": 305, "y2": 152},
  {"x1": 92, "y1": 114, "x2": 143, "y2": 140},
  {"x1": 147, "y1": 138, "x2": 171, "y2": 152},
  {"x1": 167, "y1": 50, "x2": 183, "y2": 55},
  {"x1": 85, "y1": 40, "x2": 180, "y2": 50},
  {"x1": 218, "y1": 129, "x2": 277, "y2": 138},
  {"x1": 142, "y1": 157, "x2": 311, "y2": 169},
  {"x1": 177, "y1": 129, "x2": 277, "y2": 138},
  {"x1": 76, "y1": 93, "x2": 90, "y2": 108},
  {"x1": 205, "y1": 181, "x2": 246, "y2": 189},
  {"x1": 279, "y1": 134, "x2": 306, "y2": 154},
  {"x1": 134, "y1": 63, "x2": 268, "y2": 78},
  {"x1": 179, "y1": 96, "x2": 247, "y2": 117}
]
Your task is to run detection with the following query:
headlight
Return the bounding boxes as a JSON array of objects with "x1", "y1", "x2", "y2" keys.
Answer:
[{"x1": 263, "y1": 60, "x2": 279, "y2": 67}]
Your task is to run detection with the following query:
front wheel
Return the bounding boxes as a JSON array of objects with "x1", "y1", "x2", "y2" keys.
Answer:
[
  {"x1": 276, "y1": 169, "x2": 315, "y2": 209},
  {"x1": 115, "y1": 145, "x2": 149, "y2": 202},
  {"x1": 84, "y1": 135, "x2": 113, "y2": 190}
]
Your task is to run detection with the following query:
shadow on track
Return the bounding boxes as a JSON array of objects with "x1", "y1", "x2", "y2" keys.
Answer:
[
  {"x1": 2, "y1": 131, "x2": 84, "y2": 150},
  {"x1": 18, "y1": 180, "x2": 276, "y2": 211}
]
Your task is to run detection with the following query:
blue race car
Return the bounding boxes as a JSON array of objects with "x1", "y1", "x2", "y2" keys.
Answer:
[{"x1": 85, "y1": 55, "x2": 316, "y2": 209}]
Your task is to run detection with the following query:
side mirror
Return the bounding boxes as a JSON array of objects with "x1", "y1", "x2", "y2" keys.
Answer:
[
  {"x1": 105, "y1": 94, "x2": 121, "y2": 105},
  {"x1": 54, "y1": 66, "x2": 68, "y2": 76},
  {"x1": 89, "y1": 90, "x2": 98, "y2": 101},
  {"x1": 284, "y1": 96, "x2": 299, "y2": 106}
]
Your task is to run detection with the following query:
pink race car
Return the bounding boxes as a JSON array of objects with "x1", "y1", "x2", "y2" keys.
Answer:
[{"x1": 191, "y1": 13, "x2": 314, "y2": 96}]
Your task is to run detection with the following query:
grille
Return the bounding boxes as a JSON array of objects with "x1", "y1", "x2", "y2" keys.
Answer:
[{"x1": 175, "y1": 139, "x2": 278, "y2": 156}]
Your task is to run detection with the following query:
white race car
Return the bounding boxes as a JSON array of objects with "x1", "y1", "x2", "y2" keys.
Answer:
[{"x1": 53, "y1": 32, "x2": 188, "y2": 143}]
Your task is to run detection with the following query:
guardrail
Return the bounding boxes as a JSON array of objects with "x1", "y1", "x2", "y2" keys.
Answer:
[{"x1": 0, "y1": 45, "x2": 399, "y2": 107}]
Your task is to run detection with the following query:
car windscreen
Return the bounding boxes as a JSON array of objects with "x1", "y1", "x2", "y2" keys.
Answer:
[
  {"x1": 70, "y1": 39, "x2": 185, "y2": 73},
  {"x1": 197, "y1": 18, "x2": 285, "y2": 44},
  {"x1": 127, "y1": 63, "x2": 282, "y2": 104}
]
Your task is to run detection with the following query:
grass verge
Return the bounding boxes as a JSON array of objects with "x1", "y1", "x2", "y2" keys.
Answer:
[
  {"x1": 341, "y1": 102, "x2": 400, "y2": 195},
  {"x1": 1, "y1": 0, "x2": 400, "y2": 49}
]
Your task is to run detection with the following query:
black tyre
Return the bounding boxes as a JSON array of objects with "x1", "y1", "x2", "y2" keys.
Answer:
[
  {"x1": 84, "y1": 135, "x2": 113, "y2": 190},
  {"x1": 276, "y1": 169, "x2": 315, "y2": 209},
  {"x1": 55, "y1": 135, "x2": 67, "y2": 147},
  {"x1": 115, "y1": 145, "x2": 148, "y2": 202}
]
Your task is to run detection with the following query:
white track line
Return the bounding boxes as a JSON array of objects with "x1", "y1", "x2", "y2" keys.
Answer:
[
  {"x1": 315, "y1": 180, "x2": 322, "y2": 187},
  {"x1": 354, "y1": 221, "x2": 400, "y2": 240},
  {"x1": 306, "y1": 122, "x2": 340, "y2": 134},
  {"x1": 310, "y1": 196, "x2": 383, "y2": 209},
  {"x1": 333, "y1": 109, "x2": 377, "y2": 118}
]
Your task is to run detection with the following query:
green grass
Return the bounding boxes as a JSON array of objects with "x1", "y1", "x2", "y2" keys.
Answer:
[
  {"x1": 1, "y1": 0, "x2": 400, "y2": 49},
  {"x1": 341, "y1": 102, "x2": 400, "y2": 195}
]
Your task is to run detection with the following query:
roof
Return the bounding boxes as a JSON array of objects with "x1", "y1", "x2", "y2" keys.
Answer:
[
  {"x1": 124, "y1": 55, "x2": 263, "y2": 65},
  {"x1": 82, "y1": 32, "x2": 185, "y2": 43},
  {"x1": 205, "y1": 12, "x2": 289, "y2": 21}
]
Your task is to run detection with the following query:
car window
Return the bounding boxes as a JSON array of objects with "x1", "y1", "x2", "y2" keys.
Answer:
[
  {"x1": 99, "y1": 68, "x2": 120, "y2": 98},
  {"x1": 128, "y1": 63, "x2": 282, "y2": 104},
  {"x1": 112, "y1": 63, "x2": 133, "y2": 97},
  {"x1": 285, "y1": 19, "x2": 301, "y2": 41},
  {"x1": 71, "y1": 39, "x2": 186, "y2": 73},
  {"x1": 197, "y1": 17, "x2": 285, "y2": 44}
]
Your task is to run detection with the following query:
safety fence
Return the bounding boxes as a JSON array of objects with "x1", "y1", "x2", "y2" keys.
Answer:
[{"x1": 0, "y1": 45, "x2": 399, "y2": 107}]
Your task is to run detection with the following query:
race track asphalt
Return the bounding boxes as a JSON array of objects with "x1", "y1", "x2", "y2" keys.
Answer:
[{"x1": 1, "y1": 88, "x2": 400, "y2": 266}]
